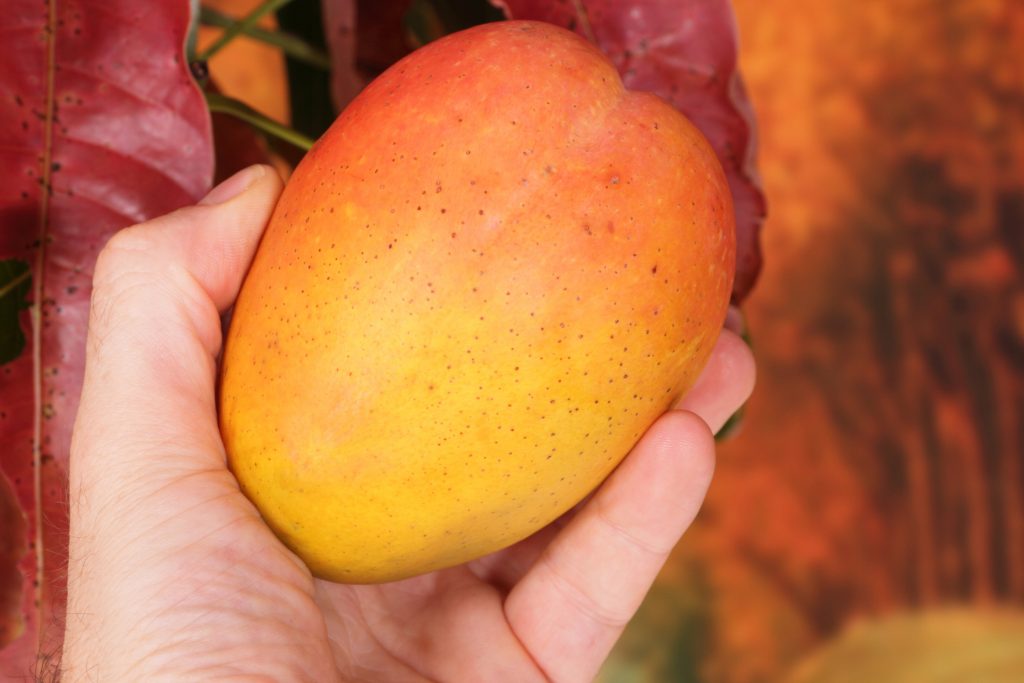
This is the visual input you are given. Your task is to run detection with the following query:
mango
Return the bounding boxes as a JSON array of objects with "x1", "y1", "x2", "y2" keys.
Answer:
[{"x1": 219, "y1": 20, "x2": 735, "y2": 583}]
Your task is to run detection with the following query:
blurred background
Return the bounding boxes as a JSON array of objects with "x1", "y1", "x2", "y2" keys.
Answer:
[{"x1": 201, "y1": 0, "x2": 1024, "y2": 680}]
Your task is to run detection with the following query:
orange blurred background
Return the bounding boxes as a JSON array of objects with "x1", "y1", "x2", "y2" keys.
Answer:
[
  {"x1": 610, "y1": 1, "x2": 1024, "y2": 680},
  {"x1": 202, "y1": 0, "x2": 1024, "y2": 679}
]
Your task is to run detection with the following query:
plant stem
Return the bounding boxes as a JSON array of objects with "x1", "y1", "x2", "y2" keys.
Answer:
[
  {"x1": 205, "y1": 92, "x2": 315, "y2": 151},
  {"x1": 0, "y1": 267, "x2": 30, "y2": 302},
  {"x1": 197, "y1": 0, "x2": 299, "y2": 63},
  {"x1": 199, "y1": 6, "x2": 331, "y2": 69}
]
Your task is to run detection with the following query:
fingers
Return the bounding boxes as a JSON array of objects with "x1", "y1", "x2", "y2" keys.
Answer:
[
  {"x1": 675, "y1": 328, "x2": 756, "y2": 432},
  {"x1": 503, "y1": 411, "x2": 715, "y2": 682}
]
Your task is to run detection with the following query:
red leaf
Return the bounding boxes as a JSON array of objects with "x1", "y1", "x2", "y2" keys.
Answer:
[
  {"x1": 322, "y1": 0, "x2": 365, "y2": 110},
  {"x1": 0, "y1": 0, "x2": 213, "y2": 674},
  {"x1": 491, "y1": 0, "x2": 765, "y2": 302},
  {"x1": 322, "y1": 0, "x2": 414, "y2": 111},
  {"x1": 212, "y1": 109, "x2": 273, "y2": 183},
  {"x1": 351, "y1": 0, "x2": 415, "y2": 77}
]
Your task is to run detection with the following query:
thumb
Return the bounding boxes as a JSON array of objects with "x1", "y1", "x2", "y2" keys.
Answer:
[
  {"x1": 71, "y1": 164, "x2": 282, "y2": 502},
  {"x1": 89, "y1": 164, "x2": 281, "y2": 354},
  {"x1": 63, "y1": 166, "x2": 326, "y2": 681}
]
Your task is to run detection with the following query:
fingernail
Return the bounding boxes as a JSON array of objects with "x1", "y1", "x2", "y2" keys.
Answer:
[{"x1": 199, "y1": 164, "x2": 267, "y2": 206}]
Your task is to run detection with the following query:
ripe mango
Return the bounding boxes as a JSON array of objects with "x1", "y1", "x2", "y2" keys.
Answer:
[{"x1": 219, "y1": 21, "x2": 735, "y2": 583}]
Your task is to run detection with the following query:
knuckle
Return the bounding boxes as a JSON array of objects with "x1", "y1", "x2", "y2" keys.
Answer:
[
  {"x1": 90, "y1": 259, "x2": 147, "y2": 317},
  {"x1": 593, "y1": 500, "x2": 674, "y2": 557},
  {"x1": 91, "y1": 221, "x2": 176, "y2": 299},
  {"x1": 542, "y1": 554, "x2": 631, "y2": 629},
  {"x1": 93, "y1": 225, "x2": 154, "y2": 281},
  {"x1": 88, "y1": 226, "x2": 168, "y2": 339}
]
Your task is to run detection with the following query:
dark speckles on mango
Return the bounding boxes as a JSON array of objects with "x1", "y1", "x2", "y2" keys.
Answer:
[{"x1": 218, "y1": 20, "x2": 733, "y2": 584}]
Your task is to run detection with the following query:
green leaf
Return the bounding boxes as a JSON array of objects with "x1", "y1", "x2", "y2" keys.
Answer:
[
  {"x1": 0, "y1": 260, "x2": 31, "y2": 366},
  {"x1": 714, "y1": 404, "x2": 745, "y2": 441},
  {"x1": 276, "y1": 0, "x2": 336, "y2": 141},
  {"x1": 403, "y1": 0, "x2": 447, "y2": 47},
  {"x1": 403, "y1": 0, "x2": 507, "y2": 47},
  {"x1": 199, "y1": 6, "x2": 331, "y2": 69},
  {"x1": 205, "y1": 91, "x2": 315, "y2": 150}
]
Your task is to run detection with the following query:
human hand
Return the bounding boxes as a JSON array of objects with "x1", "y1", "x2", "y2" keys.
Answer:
[{"x1": 63, "y1": 165, "x2": 755, "y2": 682}]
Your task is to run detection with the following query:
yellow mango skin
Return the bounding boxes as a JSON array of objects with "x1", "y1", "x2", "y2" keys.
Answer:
[{"x1": 219, "y1": 21, "x2": 735, "y2": 583}]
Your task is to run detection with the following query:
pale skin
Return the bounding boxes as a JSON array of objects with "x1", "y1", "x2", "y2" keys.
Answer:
[{"x1": 63, "y1": 165, "x2": 756, "y2": 682}]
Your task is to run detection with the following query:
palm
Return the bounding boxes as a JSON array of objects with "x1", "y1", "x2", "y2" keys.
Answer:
[
  {"x1": 315, "y1": 567, "x2": 531, "y2": 681},
  {"x1": 169, "y1": 474, "x2": 578, "y2": 681},
  {"x1": 190, "y1": 448, "x2": 656, "y2": 682},
  {"x1": 312, "y1": 526, "x2": 562, "y2": 681}
]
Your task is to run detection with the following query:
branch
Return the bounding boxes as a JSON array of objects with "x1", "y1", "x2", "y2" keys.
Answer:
[{"x1": 205, "y1": 92, "x2": 315, "y2": 151}]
